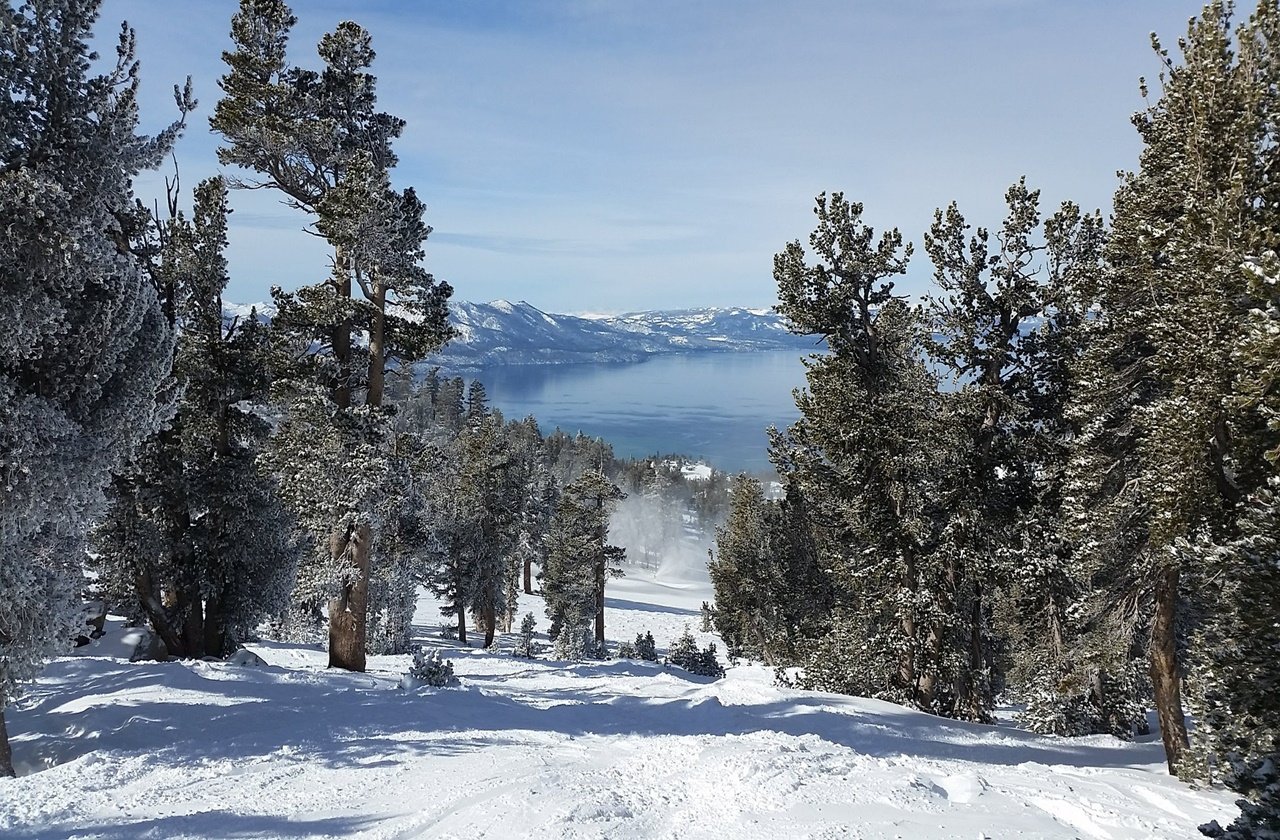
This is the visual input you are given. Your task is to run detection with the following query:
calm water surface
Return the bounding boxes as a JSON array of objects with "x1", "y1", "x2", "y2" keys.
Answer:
[{"x1": 458, "y1": 351, "x2": 811, "y2": 473}]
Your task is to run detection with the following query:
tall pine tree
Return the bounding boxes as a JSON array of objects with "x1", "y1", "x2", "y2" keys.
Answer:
[
  {"x1": 0, "y1": 0, "x2": 189, "y2": 775},
  {"x1": 771, "y1": 192, "x2": 956, "y2": 711},
  {"x1": 94, "y1": 177, "x2": 296, "y2": 660},
  {"x1": 1071, "y1": 1, "x2": 1280, "y2": 776},
  {"x1": 211, "y1": 0, "x2": 451, "y2": 670}
]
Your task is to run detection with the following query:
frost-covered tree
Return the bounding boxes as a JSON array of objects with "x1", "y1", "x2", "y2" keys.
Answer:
[
  {"x1": 459, "y1": 413, "x2": 518, "y2": 648},
  {"x1": 710, "y1": 475, "x2": 781, "y2": 663},
  {"x1": 0, "y1": 0, "x2": 190, "y2": 775},
  {"x1": 512, "y1": 613, "x2": 539, "y2": 658},
  {"x1": 921, "y1": 180, "x2": 1105, "y2": 722},
  {"x1": 665, "y1": 626, "x2": 725, "y2": 679},
  {"x1": 212, "y1": 0, "x2": 451, "y2": 670},
  {"x1": 540, "y1": 470, "x2": 624, "y2": 655},
  {"x1": 770, "y1": 192, "x2": 953, "y2": 712},
  {"x1": 1070, "y1": 1, "x2": 1280, "y2": 777},
  {"x1": 709, "y1": 475, "x2": 819, "y2": 667},
  {"x1": 94, "y1": 177, "x2": 297, "y2": 660},
  {"x1": 416, "y1": 399, "x2": 525, "y2": 648}
]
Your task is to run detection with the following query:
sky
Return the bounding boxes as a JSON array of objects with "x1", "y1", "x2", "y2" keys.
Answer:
[{"x1": 102, "y1": 0, "x2": 1197, "y2": 314}]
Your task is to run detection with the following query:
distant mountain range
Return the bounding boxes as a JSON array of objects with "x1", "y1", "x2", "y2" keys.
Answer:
[
  {"x1": 436, "y1": 300, "x2": 815, "y2": 367},
  {"x1": 225, "y1": 299, "x2": 817, "y2": 368}
]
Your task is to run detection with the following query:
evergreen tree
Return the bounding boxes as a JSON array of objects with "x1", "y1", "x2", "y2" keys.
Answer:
[
  {"x1": 1070, "y1": 1, "x2": 1280, "y2": 776},
  {"x1": 212, "y1": 0, "x2": 451, "y2": 671},
  {"x1": 665, "y1": 626, "x2": 725, "y2": 679},
  {"x1": 921, "y1": 180, "x2": 1106, "y2": 722},
  {"x1": 94, "y1": 177, "x2": 296, "y2": 660},
  {"x1": 0, "y1": 0, "x2": 189, "y2": 775},
  {"x1": 417, "y1": 396, "x2": 523, "y2": 648},
  {"x1": 364, "y1": 429, "x2": 436, "y2": 655},
  {"x1": 540, "y1": 470, "x2": 624, "y2": 655},
  {"x1": 710, "y1": 475, "x2": 781, "y2": 663},
  {"x1": 771, "y1": 192, "x2": 952, "y2": 712},
  {"x1": 458, "y1": 412, "x2": 518, "y2": 648}
]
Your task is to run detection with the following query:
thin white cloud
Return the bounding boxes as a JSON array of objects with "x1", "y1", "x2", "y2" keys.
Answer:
[{"x1": 102, "y1": 0, "x2": 1194, "y2": 313}]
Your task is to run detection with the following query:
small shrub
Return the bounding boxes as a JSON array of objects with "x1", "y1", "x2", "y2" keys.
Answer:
[
  {"x1": 700, "y1": 601, "x2": 715, "y2": 633},
  {"x1": 554, "y1": 624, "x2": 590, "y2": 661},
  {"x1": 617, "y1": 639, "x2": 637, "y2": 659},
  {"x1": 402, "y1": 646, "x2": 458, "y2": 689},
  {"x1": 665, "y1": 626, "x2": 725, "y2": 678},
  {"x1": 635, "y1": 631, "x2": 658, "y2": 662},
  {"x1": 513, "y1": 613, "x2": 540, "y2": 658},
  {"x1": 438, "y1": 622, "x2": 458, "y2": 641}
]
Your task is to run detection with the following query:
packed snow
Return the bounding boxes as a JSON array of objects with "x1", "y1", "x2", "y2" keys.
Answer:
[{"x1": 0, "y1": 560, "x2": 1234, "y2": 839}]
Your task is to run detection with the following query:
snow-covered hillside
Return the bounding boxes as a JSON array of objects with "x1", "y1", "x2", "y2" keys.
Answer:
[
  {"x1": 1, "y1": 568, "x2": 1234, "y2": 839},
  {"x1": 221, "y1": 299, "x2": 814, "y2": 369},
  {"x1": 433, "y1": 300, "x2": 814, "y2": 367}
]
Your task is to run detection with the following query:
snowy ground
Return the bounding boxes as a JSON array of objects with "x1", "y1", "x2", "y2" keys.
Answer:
[{"x1": 0, "y1": 561, "x2": 1235, "y2": 839}]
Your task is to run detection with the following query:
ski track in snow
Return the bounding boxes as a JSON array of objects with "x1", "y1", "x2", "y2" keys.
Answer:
[{"x1": 0, "y1": 569, "x2": 1235, "y2": 839}]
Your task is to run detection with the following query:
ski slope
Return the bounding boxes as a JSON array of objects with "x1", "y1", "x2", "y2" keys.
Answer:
[{"x1": 0, "y1": 564, "x2": 1235, "y2": 839}]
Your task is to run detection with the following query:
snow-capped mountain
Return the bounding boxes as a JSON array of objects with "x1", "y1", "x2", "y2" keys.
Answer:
[
  {"x1": 435, "y1": 300, "x2": 814, "y2": 367},
  {"x1": 222, "y1": 299, "x2": 816, "y2": 368}
]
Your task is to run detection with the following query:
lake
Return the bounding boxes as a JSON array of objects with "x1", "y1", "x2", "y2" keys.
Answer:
[{"x1": 454, "y1": 350, "x2": 813, "y2": 474}]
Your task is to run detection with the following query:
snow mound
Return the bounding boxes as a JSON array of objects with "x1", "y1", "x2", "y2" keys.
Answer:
[{"x1": 227, "y1": 648, "x2": 267, "y2": 667}]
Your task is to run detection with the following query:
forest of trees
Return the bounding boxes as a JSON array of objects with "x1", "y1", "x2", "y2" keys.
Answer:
[
  {"x1": 709, "y1": 4, "x2": 1280, "y2": 836},
  {"x1": 0, "y1": 0, "x2": 712, "y2": 778},
  {"x1": 3, "y1": 0, "x2": 1279, "y2": 836}
]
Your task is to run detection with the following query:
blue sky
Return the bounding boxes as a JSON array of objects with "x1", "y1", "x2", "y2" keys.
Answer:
[{"x1": 105, "y1": 0, "x2": 1194, "y2": 313}]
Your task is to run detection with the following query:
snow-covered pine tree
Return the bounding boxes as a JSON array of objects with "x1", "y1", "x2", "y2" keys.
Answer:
[
  {"x1": 415, "y1": 397, "x2": 524, "y2": 648},
  {"x1": 502, "y1": 417, "x2": 556, "y2": 597},
  {"x1": 364, "y1": 429, "x2": 438, "y2": 655},
  {"x1": 0, "y1": 0, "x2": 190, "y2": 775},
  {"x1": 665, "y1": 626, "x2": 725, "y2": 679},
  {"x1": 635, "y1": 631, "x2": 658, "y2": 662},
  {"x1": 1185, "y1": 482, "x2": 1280, "y2": 790},
  {"x1": 495, "y1": 415, "x2": 544, "y2": 627},
  {"x1": 770, "y1": 192, "x2": 951, "y2": 712},
  {"x1": 540, "y1": 470, "x2": 624, "y2": 656},
  {"x1": 403, "y1": 646, "x2": 457, "y2": 689},
  {"x1": 1068, "y1": 1, "x2": 1280, "y2": 776},
  {"x1": 512, "y1": 613, "x2": 539, "y2": 658},
  {"x1": 212, "y1": 0, "x2": 451, "y2": 671},
  {"x1": 458, "y1": 411, "x2": 518, "y2": 648},
  {"x1": 422, "y1": 449, "x2": 476, "y2": 644},
  {"x1": 434, "y1": 377, "x2": 466, "y2": 433},
  {"x1": 920, "y1": 180, "x2": 1105, "y2": 722},
  {"x1": 94, "y1": 177, "x2": 297, "y2": 660},
  {"x1": 710, "y1": 474, "x2": 831, "y2": 668},
  {"x1": 710, "y1": 475, "x2": 781, "y2": 664}
]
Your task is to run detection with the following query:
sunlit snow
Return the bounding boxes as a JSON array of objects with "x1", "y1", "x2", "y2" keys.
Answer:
[{"x1": 0, "y1": 559, "x2": 1234, "y2": 839}]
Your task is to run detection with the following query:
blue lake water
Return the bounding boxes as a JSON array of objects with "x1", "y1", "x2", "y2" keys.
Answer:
[{"x1": 456, "y1": 351, "x2": 813, "y2": 474}]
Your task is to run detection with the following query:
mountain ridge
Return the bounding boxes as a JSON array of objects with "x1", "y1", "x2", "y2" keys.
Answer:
[
  {"x1": 227, "y1": 299, "x2": 816, "y2": 368},
  {"x1": 440, "y1": 299, "x2": 812, "y2": 367}
]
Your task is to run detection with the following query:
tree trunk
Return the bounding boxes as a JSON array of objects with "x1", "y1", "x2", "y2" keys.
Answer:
[
  {"x1": 181, "y1": 584, "x2": 205, "y2": 659},
  {"x1": 367, "y1": 283, "x2": 386, "y2": 407},
  {"x1": 204, "y1": 590, "x2": 225, "y2": 658},
  {"x1": 135, "y1": 570, "x2": 184, "y2": 659},
  {"x1": 594, "y1": 556, "x2": 606, "y2": 645},
  {"x1": 1150, "y1": 565, "x2": 1188, "y2": 774},
  {"x1": 329, "y1": 521, "x2": 371, "y2": 672},
  {"x1": 964, "y1": 583, "x2": 989, "y2": 722},
  {"x1": 482, "y1": 602, "x2": 496, "y2": 648},
  {"x1": 0, "y1": 709, "x2": 14, "y2": 778},
  {"x1": 456, "y1": 607, "x2": 467, "y2": 645},
  {"x1": 523, "y1": 554, "x2": 533, "y2": 595}
]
